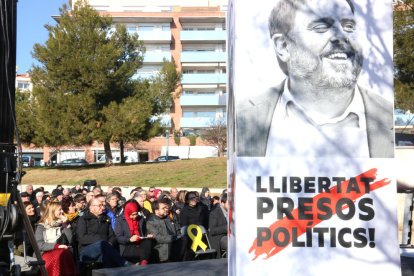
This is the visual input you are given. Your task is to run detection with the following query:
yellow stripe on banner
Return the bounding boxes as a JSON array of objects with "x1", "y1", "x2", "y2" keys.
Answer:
[{"x1": 0, "y1": 193, "x2": 11, "y2": 206}]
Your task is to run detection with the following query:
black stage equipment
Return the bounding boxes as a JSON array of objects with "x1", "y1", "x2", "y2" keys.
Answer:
[{"x1": 0, "y1": 1, "x2": 46, "y2": 275}]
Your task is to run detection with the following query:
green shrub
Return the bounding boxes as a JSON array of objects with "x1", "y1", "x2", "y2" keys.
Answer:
[
  {"x1": 188, "y1": 135, "x2": 197, "y2": 146},
  {"x1": 174, "y1": 132, "x2": 181, "y2": 146}
]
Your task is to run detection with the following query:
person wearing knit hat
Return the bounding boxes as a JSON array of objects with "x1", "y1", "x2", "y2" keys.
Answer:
[
  {"x1": 20, "y1": 192, "x2": 31, "y2": 203},
  {"x1": 114, "y1": 201, "x2": 154, "y2": 265},
  {"x1": 51, "y1": 189, "x2": 63, "y2": 202}
]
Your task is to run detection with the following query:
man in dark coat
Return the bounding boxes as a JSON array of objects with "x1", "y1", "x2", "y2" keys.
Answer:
[
  {"x1": 208, "y1": 193, "x2": 228, "y2": 258},
  {"x1": 76, "y1": 198, "x2": 126, "y2": 268},
  {"x1": 180, "y1": 192, "x2": 209, "y2": 229},
  {"x1": 147, "y1": 199, "x2": 181, "y2": 262}
]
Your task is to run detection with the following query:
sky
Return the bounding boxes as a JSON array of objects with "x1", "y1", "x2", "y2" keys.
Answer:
[{"x1": 16, "y1": 0, "x2": 68, "y2": 74}]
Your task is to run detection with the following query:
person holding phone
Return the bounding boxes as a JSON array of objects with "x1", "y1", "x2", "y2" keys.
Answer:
[{"x1": 115, "y1": 201, "x2": 154, "y2": 265}]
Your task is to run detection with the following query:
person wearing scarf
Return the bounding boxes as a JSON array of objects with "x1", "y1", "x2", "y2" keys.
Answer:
[
  {"x1": 115, "y1": 201, "x2": 154, "y2": 265},
  {"x1": 62, "y1": 196, "x2": 80, "y2": 261},
  {"x1": 35, "y1": 201, "x2": 77, "y2": 276}
]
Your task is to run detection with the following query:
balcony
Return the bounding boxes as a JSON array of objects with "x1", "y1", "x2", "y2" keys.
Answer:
[
  {"x1": 181, "y1": 51, "x2": 226, "y2": 63},
  {"x1": 180, "y1": 117, "x2": 215, "y2": 128},
  {"x1": 182, "y1": 73, "x2": 226, "y2": 85},
  {"x1": 180, "y1": 30, "x2": 226, "y2": 42},
  {"x1": 144, "y1": 52, "x2": 171, "y2": 63},
  {"x1": 180, "y1": 94, "x2": 226, "y2": 106},
  {"x1": 131, "y1": 30, "x2": 171, "y2": 42}
]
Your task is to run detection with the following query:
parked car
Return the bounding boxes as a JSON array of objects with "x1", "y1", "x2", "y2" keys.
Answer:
[
  {"x1": 147, "y1": 155, "x2": 180, "y2": 163},
  {"x1": 22, "y1": 155, "x2": 35, "y2": 167},
  {"x1": 57, "y1": 158, "x2": 89, "y2": 167},
  {"x1": 97, "y1": 152, "x2": 139, "y2": 163}
]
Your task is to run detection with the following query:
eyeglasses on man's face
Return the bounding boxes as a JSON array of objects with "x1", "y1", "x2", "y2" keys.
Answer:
[{"x1": 91, "y1": 204, "x2": 105, "y2": 208}]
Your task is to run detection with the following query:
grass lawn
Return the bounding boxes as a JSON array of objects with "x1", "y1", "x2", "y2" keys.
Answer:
[{"x1": 21, "y1": 157, "x2": 227, "y2": 189}]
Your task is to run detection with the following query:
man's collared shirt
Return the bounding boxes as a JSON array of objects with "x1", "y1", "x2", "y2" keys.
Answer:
[{"x1": 266, "y1": 81, "x2": 370, "y2": 158}]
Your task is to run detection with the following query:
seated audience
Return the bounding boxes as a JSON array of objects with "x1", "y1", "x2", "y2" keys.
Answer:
[
  {"x1": 73, "y1": 194, "x2": 87, "y2": 216},
  {"x1": 62, "y1": 188, "x2": 71, "y2": 198},
  {"x1": 62, "y1": 197, "x2": 80, "y2": 261},
  {"x1": 20, "y1": 192, "x2": 30, "y2": 203},
  {"x1": 76, "y1": 198, "x2": 126, "y2": 268},
  {"x1": 200, "y1": 187, "x2": 212, "y2": 211},
  {"x1": 115, "y1": 201, "x2": 154, "y2": 265},
  {"x1": 85, "y1": 191, "x2": 94, "y2": 204},
  {"x1": 14, "y1": 201, "x2": 39, "y2": 257},
  {"x1": 148, "y1": 187, "x2": 156, "y2": 202},
  {"x1": 51, "y1": 189, "x2": 63, "y2": 202},
  {"x1": 92, "y1": 186, "x2": 102, "y2": 196},
  {"x1": 209, "y1": 193, "x2": 228, "y2": 258},
  {"x1": 35, "y1": 202, "x2": 77, "y2": 276},
  {"x1": 211, "y1": 196, "x2": 220, "y2": 210},
  {"x1": 113, "y1": 187, "x2": 126, "y2": 206},
  {"x1": 132, "y1": 189, "x2": 151, "y2": 219},
  {"x1": 71, "y1": 184, "x2": 82, "y2": 195},
  {"x1": 170, "y1": 187, "x2": 179, "y2": 203},
  {"x1": 175, "y1": 190, "x2": 187, "y2": 215},
  {"x1": 180, "y1": 191, "x2": 209, "y2": 229},
  {"x1": 105, "y1": 193, "x2": 122, "y2": 230},
  {"x1": 147, "y1": 199, "x2": 182, "y2": 262},
  {"x1": 32, "y1": 191, "x2": 44, "y2": 216}
]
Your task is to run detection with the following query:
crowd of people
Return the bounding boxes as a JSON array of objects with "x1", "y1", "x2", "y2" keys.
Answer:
[{"x1": 15, "y1": 184, "x2": 228, "y2": 276}]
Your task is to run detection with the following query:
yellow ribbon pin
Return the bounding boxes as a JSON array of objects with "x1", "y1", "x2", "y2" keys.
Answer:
[{"x1": 187, "y1": 224, "x2": 207, "y2": 252}]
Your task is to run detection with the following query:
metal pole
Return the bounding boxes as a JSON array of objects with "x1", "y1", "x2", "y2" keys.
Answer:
[{"x1": 166, "y1": 130, "x2": 170, "y2": 161}]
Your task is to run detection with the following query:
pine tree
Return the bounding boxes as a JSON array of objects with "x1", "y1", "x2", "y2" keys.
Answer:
[
  {"x1": 394, "y1": 0, "x2": 414, "y2": 112},
  {"x1": 29, "y1": 2, "x2": 180, "y2": 164}
]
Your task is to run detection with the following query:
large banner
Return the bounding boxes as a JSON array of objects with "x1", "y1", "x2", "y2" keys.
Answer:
[{"x1": 227, "y1": 0, "x2": 400, "y2": 275}]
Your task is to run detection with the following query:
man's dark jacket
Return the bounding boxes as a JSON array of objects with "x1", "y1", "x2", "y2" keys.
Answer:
[
  {"x1": 180, "y1": 203, "x2": 209, "y2": 229},
  {"x1": 208, "y1": 206, "x2": 227, "y2": 258},
  {"x1": 76, "y1": 210, "x2": 116, "y2": 252},
  {"x1": 146, "y1": 214, "x2": 179, "y2": 262}
]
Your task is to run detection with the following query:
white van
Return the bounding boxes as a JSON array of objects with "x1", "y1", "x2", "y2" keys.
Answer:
[{"x1": 97, "y1": 152, "x2": 139, "y2": 163}]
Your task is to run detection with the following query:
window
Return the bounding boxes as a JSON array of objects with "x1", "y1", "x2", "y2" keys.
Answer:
[
  {"x1": 183, "y1": 90, "x2": 215, "y2": 95},
  {"x1": 197, "y1": 70, "x2": 215, "y2": 74},
  {"x1": 17, "y1": 82, "x2": 30, "y2": 90},
  {"x1": 138, "y1": 25, "x2": 154, "y2": 31},
  {"x1": 182, "y1": 24, "x2": 215, "y2": 31},
  {"x1": 127, "y1": 27, "x2": 137, "y2": 32},
  {"x1": 183, "y1": 111, "x2": 216, "y2": 118}
]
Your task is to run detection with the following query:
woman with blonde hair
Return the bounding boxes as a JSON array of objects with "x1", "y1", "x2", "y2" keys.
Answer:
[{"x1": 35, "y1": 201, "x2": 77, "y2": 276}]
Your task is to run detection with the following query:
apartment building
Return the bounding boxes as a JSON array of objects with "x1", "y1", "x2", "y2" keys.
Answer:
[{"x1": 72, "y1": 0, "x2": 228, "y2": 136}]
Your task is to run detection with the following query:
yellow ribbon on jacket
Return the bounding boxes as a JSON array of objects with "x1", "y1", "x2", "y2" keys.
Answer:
[{"x1": 187, "y1": 224, "x2": 207, "y2": 252}]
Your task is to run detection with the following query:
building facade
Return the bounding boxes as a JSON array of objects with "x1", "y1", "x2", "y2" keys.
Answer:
[
  {"x1": 74, "y1": 0, "x2": 228, "y2": 136},
  {"x1": 15, "y1": 73, "x2": 33, "y2": 92}
]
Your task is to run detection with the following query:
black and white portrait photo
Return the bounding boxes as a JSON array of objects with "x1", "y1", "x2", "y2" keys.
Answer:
[{"x1": 235, "y1": 0, "x2": 394, "y2": 158}]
